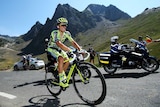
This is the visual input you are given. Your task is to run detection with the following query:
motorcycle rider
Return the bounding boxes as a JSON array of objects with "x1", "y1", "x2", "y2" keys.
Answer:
[
  {"x1": 138, "y1": 36, "x2": 147, "y2": 48},
  {"x1": 136, "y1": 36, "x2": 148, "y2": 55},
  {"x1": 47, "y1": 17, "x2": 81, "y2": 88},
  {"x1": 110, "y1": 36, "x2": 122, "y2": 67},
  {"x1": 110, "y1": 36, "x2": 120, "y2": 53}
]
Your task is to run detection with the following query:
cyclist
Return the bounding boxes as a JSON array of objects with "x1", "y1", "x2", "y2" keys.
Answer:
[{"x1": 47, "y1": 17, "x2": 81, "y2": 87}]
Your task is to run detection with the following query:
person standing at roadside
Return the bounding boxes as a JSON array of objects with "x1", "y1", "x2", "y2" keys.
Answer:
[{"x1": 88, "y1": 47, "x2": 96, "y2": 64}]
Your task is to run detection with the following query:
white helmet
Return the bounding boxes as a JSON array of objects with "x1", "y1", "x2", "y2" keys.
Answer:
[
  {"x1": 111, "y1": 36, "x2": 119, "y2": 42},
  {"x1": 22, "y1": 55, "x2": 26, "y2": 59}
]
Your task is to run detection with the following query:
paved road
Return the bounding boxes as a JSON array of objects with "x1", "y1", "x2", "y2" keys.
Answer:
[{"x1": 0, "y1": 68, "x2": 160, "y2": 107}]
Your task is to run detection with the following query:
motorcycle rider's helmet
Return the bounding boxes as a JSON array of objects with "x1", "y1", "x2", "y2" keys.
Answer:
[
  {"x1": 111, "y1": 36, "x2": 119, "y2": 43},
  {"x1": 22, "y1": 55, "x2": 26, "y2": 59},
  {"x1": 56, "y1": 17, "x2": 68, "y2": 25},
  {"x1": 138, "y1": 36, "x2": 143, "y2": 41}
]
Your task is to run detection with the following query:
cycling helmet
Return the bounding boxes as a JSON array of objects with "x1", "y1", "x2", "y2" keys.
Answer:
[
  {"x1": 111, "y1": 36, "x2": 119, "y2": 42},
  {"x1": 57, "y1": 17, "x2": 68, "y2": 25}
]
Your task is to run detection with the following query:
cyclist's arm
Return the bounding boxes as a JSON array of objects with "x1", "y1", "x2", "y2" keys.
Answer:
[
  {"x1": 66, "y1": 31, "x2": 81, "y2": 51},
  {"x1": 56, "y1": 41, "x2": 71, "y2": 52},
  {"x1": 71, "y1": 40, "x2": 81, "y2": 51}
]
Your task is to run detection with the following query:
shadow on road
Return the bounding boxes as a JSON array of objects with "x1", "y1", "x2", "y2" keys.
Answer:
[
  {"x1": 13, "y1": 79, "x2": 46, "y2": 88},
  {"x1": 22, "y1": 95, "x2": 60, "y2": 107},
  {"x1": 103, "y1": 71, "x2": 159, "y2": 79},
  {"x1": 61, "y1": 103, "x2": 95, "y2": 107},
  {"x1": 22, "y1": 95, "x2": 94, "y2": 107}
]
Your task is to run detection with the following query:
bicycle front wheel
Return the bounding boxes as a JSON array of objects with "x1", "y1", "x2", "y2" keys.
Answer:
[{"x1": 73, "y1": 62, "x2": 107, "y2": 105}]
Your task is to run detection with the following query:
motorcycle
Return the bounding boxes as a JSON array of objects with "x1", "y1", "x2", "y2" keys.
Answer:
[{"x1": 98, "y1": 38, "x2": 159, "y2": 75}]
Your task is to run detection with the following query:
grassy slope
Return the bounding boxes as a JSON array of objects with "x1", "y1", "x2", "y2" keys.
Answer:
[
  {"x1": 0, "y1": 40, "x2": 31, "y2": 71},
  {"x1": 117, "y1": 11, "x2": 160, "y2": 59},
  {"x1": 0, "y1": 48, "x2": 20, "y2": 70}
]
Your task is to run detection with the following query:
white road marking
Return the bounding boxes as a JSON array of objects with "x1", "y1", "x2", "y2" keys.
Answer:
[{"x1": 0, "y1": 92, "x2": 17, "y2": 99}]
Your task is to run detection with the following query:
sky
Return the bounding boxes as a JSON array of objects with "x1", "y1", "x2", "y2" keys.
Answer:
[{"x1": 0, "y1": 0, "x2": 160, "y2": 37}]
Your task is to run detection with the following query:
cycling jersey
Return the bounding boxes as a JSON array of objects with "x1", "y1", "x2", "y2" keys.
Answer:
[
  {"x1": 48, "y1": 30, "x2": 74, "y2": 50},
  {"x1": 47, "y1": 30, "x2": 74, "y2": 60}
]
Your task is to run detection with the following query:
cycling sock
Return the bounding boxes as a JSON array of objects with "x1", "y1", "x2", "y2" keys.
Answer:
[
  {"x1": 59, "y1": 71, "x2": 69, "y2": 87},
  {"x1": 59, "y1": 71, "x2": 67, "y2": 82}
]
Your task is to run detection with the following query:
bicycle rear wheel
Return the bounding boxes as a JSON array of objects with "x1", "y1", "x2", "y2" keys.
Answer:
[
  {"x1": 73, "y1": 62, "x2": 107, "y2": 105},
  {"x1": 45, "y1": 66, "x2": 61, "y2": 96}
]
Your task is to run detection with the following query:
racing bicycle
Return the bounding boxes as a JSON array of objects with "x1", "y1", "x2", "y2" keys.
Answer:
[{"x1": 45, "y1": 48, "x2": 107, "y2": 105}]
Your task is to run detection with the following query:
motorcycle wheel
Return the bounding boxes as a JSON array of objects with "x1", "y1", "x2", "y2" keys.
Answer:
[
  {"x1": 142, "y1": 57, "x2": 159, "y2": 73},
  {"x1": 103, "y1": 65, "x2": 117, "y2": 75}
]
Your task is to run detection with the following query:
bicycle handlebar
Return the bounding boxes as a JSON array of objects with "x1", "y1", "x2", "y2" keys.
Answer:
[
  {"x1": 67, "y1": 49, "x2": 90, "y2": 63},
  {"x1": 78, "y1": 49, "x2": 90, "y2": 61}
]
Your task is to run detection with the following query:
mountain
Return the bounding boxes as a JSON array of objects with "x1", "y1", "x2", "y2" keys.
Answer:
[
  {"x1": 20, "y1": 4, "x2": 131, "y2": 55},
  {"x1": 0, "y1": 38, "x2": 9, "y2": 47},
  {"x1": 0, "y1": 34, "x2": 16, "y2": 47},
  {"x1": 86, "y1": 4, "x2": 131, "y2": 21},
  {"x1": 21, "y1": 21, "x2": 43, "y2": 41},
  {"x1": 0, "y1": 34, "x2": 16, "y2": 41},
  {"x1": 14, "y1": 21, "x2": 43, "y2": 45}
]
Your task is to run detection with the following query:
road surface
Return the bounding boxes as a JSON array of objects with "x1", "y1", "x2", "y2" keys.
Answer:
[{"x1": 0, "y1": 68, "x2": 160, "y2": 107}]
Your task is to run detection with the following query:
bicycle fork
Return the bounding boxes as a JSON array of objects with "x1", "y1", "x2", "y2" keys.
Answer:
[{"x1": 75, "y1": 65, "x2": 89, "y2": 84}]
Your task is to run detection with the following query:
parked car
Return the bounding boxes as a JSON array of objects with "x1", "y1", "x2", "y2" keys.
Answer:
[{"x1": 13, "y1": 57, "x2": 45, "y2": 71}]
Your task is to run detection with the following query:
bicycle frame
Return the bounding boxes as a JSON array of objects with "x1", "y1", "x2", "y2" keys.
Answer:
[{"x1": 51, "y1": 62, "x2": 86, "y2": 86}]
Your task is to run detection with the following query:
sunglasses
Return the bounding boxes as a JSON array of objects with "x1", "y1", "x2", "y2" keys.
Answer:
[{"x1": 60, "y1": 24, "x2": 67, "y2": 27}]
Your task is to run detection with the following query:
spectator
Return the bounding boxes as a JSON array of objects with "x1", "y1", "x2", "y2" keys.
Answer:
[
  {"x1": 88, "y1": 47, "x2": 96, "y2": 64},
  {"x1": 22, "y1": 55, "x2": 27, "y2": 69},
  {"x1": 26, "y1": 54, "x2": 32, "y2": 67}
]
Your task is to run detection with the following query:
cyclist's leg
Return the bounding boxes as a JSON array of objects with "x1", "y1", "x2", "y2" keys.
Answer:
[
  {"x1": 47, "y1": 48, "x2": 69, "y2": 87},
  {"x1": 61, "y1": 50, "x2": 70, "y2": 71},
  {"x1": 58, "y1": 56, "x2": 64, "y2": 73},
  {"x1": 63, "y1": 60, "x2": 69, "y2": 71},
  {"x1": 57, "y1": 57, "x2": 68, "y2": 87},
  {"x1": 58, "y1": 51, "x2": 69, "y2": 87}
]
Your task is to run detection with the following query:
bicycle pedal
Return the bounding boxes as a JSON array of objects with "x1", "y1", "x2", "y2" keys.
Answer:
[
  {"x1": 51, "y1": 78, "x2": 59, "y2": 83},
  {"x1": 84, "y1": 80, "x2": 89, "y2": 84},
  {"x1": 61, "y1": 87, "x2": 67, "y2": 91}
]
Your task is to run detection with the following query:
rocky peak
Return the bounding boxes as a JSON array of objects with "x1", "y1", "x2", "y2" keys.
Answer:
[
  {"x1": 21, "y1": 21, "x2": 43, "y2": 41},
  {"x1": 85, "y1": 4, "x2": 131, "y2": 21},
  {"x1": 86, "y1": 4, "x2": 106, "y2": 15},
  {"x1": 142, "y1": 7, "x2": 160, "y2": 15}
]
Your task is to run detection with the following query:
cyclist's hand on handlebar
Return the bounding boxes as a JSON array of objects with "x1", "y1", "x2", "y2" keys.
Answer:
[
  {"x1": 78, "y1": 49, "x2": 86, "y2": 53},
  {"x1": 67, "y1": 51, "x2": 77, "y2": 64},
  {"x1": 67, "y1": 51, "x2": 74, "y2": 58}
]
